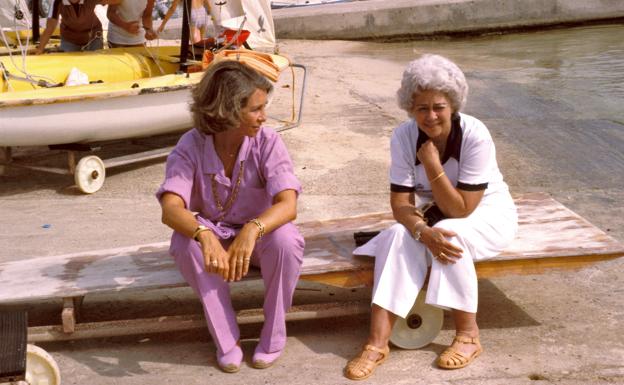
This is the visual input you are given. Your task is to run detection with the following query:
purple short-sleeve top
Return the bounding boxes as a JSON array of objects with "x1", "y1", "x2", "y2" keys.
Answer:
[{"x1": 156, "y1": 127, "x2": 301, "y2": 239}]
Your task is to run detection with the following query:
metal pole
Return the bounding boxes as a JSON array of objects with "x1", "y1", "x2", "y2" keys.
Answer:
[
  {"x1": 179, "y1": 0, "x2": 191, "y2": 71},
  {"x1": 32, "y1": 0, "x2": 40, "y2": 41}
]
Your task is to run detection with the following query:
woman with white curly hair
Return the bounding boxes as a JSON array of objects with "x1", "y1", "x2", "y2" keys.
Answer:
[{"x1": 344, "y1": 54, "x2": 517, "y2": 380}]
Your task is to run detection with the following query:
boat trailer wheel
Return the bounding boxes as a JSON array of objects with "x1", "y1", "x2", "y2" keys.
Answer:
[
  {"x1": 22, "y1": 344, "x2": 62, "y2": 385},
  {"x1": 390, "y1": 291, "x2": 444, "y2": 349},
  {"x1": 74, "y1": 155, "x2": 106, "y2": 194}
]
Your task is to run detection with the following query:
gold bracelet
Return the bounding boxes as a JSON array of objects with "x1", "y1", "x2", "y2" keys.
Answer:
[
  {"x1": 429, "y1": 171, "x2": 445, "y2": 183},
  {"x1": 249, "y1": 218, "x2": 265, "y2": 239},
  {"x1": 411, "y1": 220, "x2": 427, "y2": 241},
  {"x1": 192, "y1": 225, "x2": 211, "y2": 241}
]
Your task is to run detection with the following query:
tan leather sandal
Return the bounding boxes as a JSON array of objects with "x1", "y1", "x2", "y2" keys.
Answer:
[
  {"x1": 344, "y1": 344, "x2": 390, "y2": 381},
  {"x1": 437, "y1": 335, "x2": 483, "y2": 369}
]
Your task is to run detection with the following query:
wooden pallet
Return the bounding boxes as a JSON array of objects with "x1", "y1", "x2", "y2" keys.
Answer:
[{"x1": 0, "y1": 192, "x2": 622, "y2": 342}]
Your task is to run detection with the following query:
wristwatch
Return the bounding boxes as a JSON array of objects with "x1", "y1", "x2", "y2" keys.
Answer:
[{"x1": 192, "y1": 225, "x2": 210, "y2": 241}]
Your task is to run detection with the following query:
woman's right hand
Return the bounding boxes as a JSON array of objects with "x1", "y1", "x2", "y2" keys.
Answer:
[
  {"x1": 420, "y1": 226, "x2": 463, "y2": 264},
  {"x1": 416, "y1": 140, "x2": 441, "y2": 168},
  {"x1": 197, "y1": 231, "x2": 230, "y2": 279}
]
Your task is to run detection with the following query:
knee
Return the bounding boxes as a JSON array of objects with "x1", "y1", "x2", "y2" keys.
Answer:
[
  {"x1": 432, "y1": 219, "x2": 466, "y2": 246},
  {"x1": 376, "y1": 223, "x2": 426, "y2": 264},
  {"x1": 387, "y1": 223, "x2": 411, "y2": 238},
  {"x1": 384, "y1": 223, "x2": 421, "y2": 249},
  {"x1": 259, "y1": 223, "x2": 304, "y2": 261},
  {"x1": 170, "y1": 231, "x2": 200, "y2": 259}
]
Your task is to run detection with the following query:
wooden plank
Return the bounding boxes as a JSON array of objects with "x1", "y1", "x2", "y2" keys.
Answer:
[
  {"x1": 493, "y1": 193, "x2": 623, "y2": 260},
  {"x1": 1, "y1": 193, "x2": 622, "y2": 304},
  {"x1": 301, "y1": 268, "x2": 374, "y2": 288},
  {"x1": 475, "y1": 253, "x2": 623, "y2": 278},
  {"x1": 0, "y1": 242, "x2": 179, "y2": 303},
  {"x1": 27, "y1": 301, "x2": 371, "y2": 342},
  {"x1": 61, "y1": 298, "x2": 76, "y2": 333}
]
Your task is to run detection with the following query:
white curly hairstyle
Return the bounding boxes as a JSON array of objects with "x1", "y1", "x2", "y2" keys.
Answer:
[{"x1": 397, "y1": 54, "x2": 468, "y2": 117}]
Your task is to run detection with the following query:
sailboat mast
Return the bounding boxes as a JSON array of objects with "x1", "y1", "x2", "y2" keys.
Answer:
[
  {"x1": 32, "y1": 0, "x2": 40, "y2": 41},
  {"x1": 179, "y1": 0, "x2": 191, "y2": 71}
]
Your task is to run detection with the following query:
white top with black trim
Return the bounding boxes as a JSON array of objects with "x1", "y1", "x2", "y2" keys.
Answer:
[{"x1": 389, "y1": 112, "x2": 511, "y2": 206}]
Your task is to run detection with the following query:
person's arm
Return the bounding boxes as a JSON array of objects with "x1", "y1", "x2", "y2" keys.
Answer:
[
  {"x1": 417, "y1": 140, "x2": 484, "y2": 218},
  {"x1": 157, "y1": 0, "x2": 179, "y2": 33},
  {"x1": 36, "y1": 17, "x2": 59, "y2": 54},
  {"x1": 226, "y1": 189, "x2": 298, "y2": 282},
  {"x1": 143, "y1": 0, "x2": 157, "y2": 40},
  {"x1": 107, "y1": 4, "x2": 140, "y2": 34},
  {"x1": 160, "y1": 192, "x2": 230, "y2": 277},
  {"x1": 202, "y1": 0, "x2": 211, "y2": 14},
  {"x1": 391, "y1": 191, "x2": 463, "y2": 264}
]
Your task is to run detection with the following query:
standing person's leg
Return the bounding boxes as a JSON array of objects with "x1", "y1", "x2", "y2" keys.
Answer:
[
  {"x1": 249, "y1": 222, "x2": 304, "y2": 368},
  {"x1": 172, "y1": 234, "x2": 243, "y2": 372}
]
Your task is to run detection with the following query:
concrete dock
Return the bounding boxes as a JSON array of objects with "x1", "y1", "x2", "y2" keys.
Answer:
[{"x1": 273, "y1": 0, "x2": 624, "y2": 40}]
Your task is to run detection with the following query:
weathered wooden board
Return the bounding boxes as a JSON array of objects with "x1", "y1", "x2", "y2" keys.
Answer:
[{"x1": 0, "y1": 192, "x2": 622, "y2": 304}]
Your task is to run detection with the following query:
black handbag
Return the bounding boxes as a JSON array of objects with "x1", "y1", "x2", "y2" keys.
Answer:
[
  {"x1": 353, "y1": 231, "x2": 380, "y2": 247},
  {"x1": 353, "y1": 203, "x2": 447, "y2": 246},
  {"x1": 422, "y1": 202, "x2": 447, "y2": 226}
]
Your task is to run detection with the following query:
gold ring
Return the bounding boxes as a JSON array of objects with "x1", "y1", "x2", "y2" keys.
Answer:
[
  {"x1": 439, "y1": 252, "x2": 446, "y2": 259},
  {"x1": 211, "y1": 260, "x2": 218, "y2": 267}
]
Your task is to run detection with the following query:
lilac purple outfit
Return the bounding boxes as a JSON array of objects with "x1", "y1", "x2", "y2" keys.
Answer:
[{"x1": 156, "y1": 126, "x2": 304, "y2": 358}]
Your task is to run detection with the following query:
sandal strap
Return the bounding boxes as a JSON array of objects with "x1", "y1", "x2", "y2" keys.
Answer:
[
  {"x1": 440, "y1": 346, "x2": 469, "y2": 361},
  {"x1": 453, "y1": 335, "x2": 480, "y2": 345},
  {"x1": 345, "y1": 344, "x2": 389, "y2": 380},
  {"x1": 362, "y1": 344, "x2": 389, "y2": 358}
]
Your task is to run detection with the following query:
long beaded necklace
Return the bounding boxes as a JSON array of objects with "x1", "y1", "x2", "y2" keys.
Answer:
[{"x1": 210, "y1": 160, "x2": 245, "y2": 222}]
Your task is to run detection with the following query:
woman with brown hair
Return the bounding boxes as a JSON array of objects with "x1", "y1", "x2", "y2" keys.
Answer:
[{"x1": 157, "y1": 60, "x2": 304, "y2": 373}]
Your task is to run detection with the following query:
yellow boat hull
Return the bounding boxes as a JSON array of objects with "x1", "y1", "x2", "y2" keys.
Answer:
[
  {"x1": 1, "y1": 46, "x2": 181, "y2": 93},
  {"x1": 0, "y1": 45, "x2": 204, "y2": 146}
]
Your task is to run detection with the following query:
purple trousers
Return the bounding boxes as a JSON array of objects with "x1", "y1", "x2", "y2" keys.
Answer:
[{"x1": 171, "y1": 222, "x2": 304, "y2": 355}]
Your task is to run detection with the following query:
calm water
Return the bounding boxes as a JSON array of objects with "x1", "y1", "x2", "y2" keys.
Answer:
[
  {"x1": 459, "y1": 24, "x2": 624, "y2": 124},
  {"x1": 382, "y1": 24, "x2": 624, "y2": 124}
]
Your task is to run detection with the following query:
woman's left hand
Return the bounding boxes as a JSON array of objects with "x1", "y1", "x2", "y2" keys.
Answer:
[
  {"x1": 420, "y1": 226, "x2": 463, "y2": 264},
  {"x1": 226, "y1": 223, "x2": 259, "y2": 282}
]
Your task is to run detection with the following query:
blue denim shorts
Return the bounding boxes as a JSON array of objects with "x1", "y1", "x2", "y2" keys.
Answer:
[{"x1": 60, "y1": 36, "x2": 104, "y2": 52}]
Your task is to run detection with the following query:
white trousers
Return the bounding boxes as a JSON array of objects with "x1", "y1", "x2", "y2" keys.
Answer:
[{"x1": 354, "y1": 203, "x2": 517, "y2": 316}]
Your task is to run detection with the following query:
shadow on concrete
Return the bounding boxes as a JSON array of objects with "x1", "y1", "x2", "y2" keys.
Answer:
[
  {"x1": 24, "y1": 275, "x2": 539, "y2": 376},
  {"x1": 0, "y1": 134, "x2": 181, "y2": 197},
  {"x1": 475, "y1": 279, "x2": 540, "y2": 330}
]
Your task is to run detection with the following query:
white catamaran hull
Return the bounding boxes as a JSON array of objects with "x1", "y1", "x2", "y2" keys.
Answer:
[{"x1": 1, "y1": 88, "x2": 193, "y2": 147}]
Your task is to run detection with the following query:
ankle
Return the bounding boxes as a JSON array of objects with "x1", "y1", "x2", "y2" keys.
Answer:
[
  {"x1": 366, "y1": 337, "x2": 388, "y2": 349},
  {"x1": 456, "y1": 327, "x2": 479, "y2": 339}
]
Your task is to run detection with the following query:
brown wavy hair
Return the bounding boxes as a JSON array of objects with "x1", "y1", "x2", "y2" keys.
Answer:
[{"x1": 190, "y1": 60, "x2": 273, "y2": 134}]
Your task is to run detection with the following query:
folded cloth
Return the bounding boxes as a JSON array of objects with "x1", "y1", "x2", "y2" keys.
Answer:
[{"x1": 211, "y1": 48, "x2": 287, "y2": 82}]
